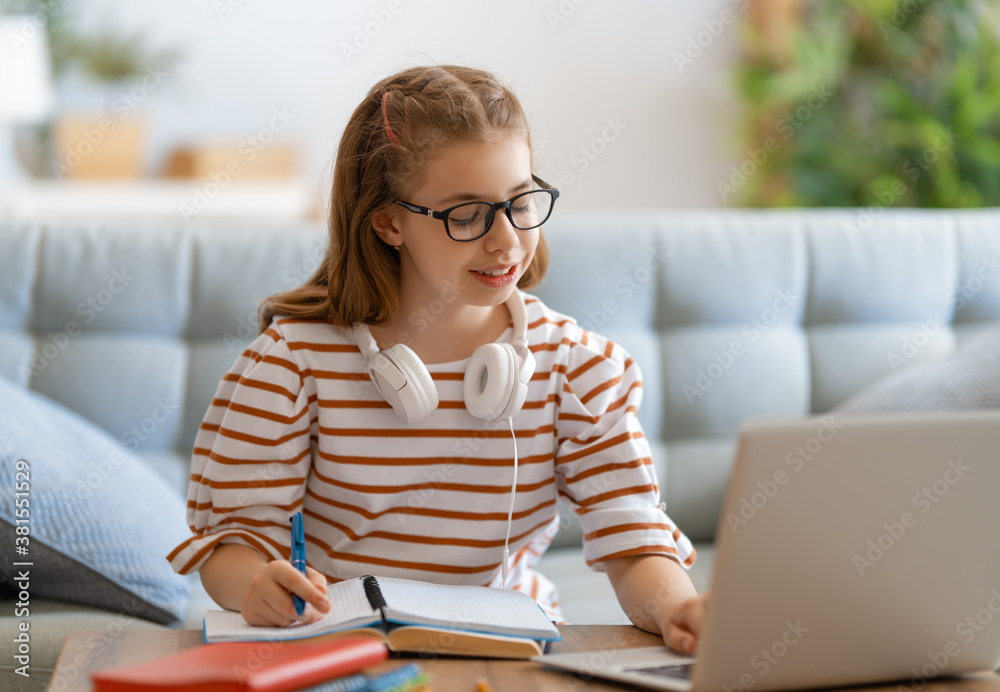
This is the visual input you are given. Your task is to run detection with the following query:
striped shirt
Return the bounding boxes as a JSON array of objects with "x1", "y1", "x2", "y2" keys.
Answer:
[{"x1": 167, "y1": 291, "x2": 695, "y2": 622}]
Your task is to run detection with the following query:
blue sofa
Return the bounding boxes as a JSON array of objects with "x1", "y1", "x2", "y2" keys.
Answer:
[{"x1": 2, "y1": 208, "x2": 1000, "y2": 692}]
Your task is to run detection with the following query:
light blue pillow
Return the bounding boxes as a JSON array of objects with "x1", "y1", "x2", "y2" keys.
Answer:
[
  {"x1": 835, "y1": 322, "x2": 1000, "y2": 414},
  {"x1": 0, "y1": 376, "x2": 190, "y2": 624}
]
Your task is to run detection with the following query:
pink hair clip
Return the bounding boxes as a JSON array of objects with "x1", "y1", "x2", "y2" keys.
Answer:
[{"x1": 382, "y1": 90, "x2": 399, "y2": 145}]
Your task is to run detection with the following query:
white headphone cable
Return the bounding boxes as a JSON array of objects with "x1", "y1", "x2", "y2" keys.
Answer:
[{"x1": 501, "y1": 417, "x2": 518, "y2": 588}]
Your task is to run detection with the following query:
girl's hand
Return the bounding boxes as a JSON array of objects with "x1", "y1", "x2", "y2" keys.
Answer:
[
  {"x1": 241, "y1": 560, "x2": 331, "y2": 627},
  {"x1": 661, "y1": 591, "x2": 710, "y2": 656}
]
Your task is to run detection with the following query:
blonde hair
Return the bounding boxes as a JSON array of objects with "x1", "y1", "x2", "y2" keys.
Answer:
[{"x1": 258, "y1": 64, "x2": 549, "y2": 332}]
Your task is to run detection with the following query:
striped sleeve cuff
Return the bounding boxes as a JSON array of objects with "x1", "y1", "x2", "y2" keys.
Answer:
[
  {"x1": 578, "y1": 506, "x2": 697, "y2": 572},
  {"x1": 166, "y1": 528, "x2": 287, "y2": 575}
]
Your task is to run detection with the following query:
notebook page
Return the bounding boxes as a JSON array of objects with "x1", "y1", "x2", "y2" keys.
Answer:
[
  {"x1": 203, "y1": 578, "x2": 379, "y2": 641},
  {"x1": 376, "y1": 577, "x2": 556, "y2": 635}
]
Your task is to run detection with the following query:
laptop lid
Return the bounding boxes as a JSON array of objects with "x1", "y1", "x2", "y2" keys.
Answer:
[{"x1": 693, "y1": 411, "x2": 1000, "y2": 692}]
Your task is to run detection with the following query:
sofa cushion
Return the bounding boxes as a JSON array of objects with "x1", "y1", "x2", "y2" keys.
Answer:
[
  {"x1": 0, "y1": 376, "x2": 191, "y2": 624},
  {"x1": 834, "y1": 322, "x2": 1000, "y2": 413}
]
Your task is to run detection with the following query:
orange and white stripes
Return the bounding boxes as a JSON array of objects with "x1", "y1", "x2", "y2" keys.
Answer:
[{"x1": 167, "y1": 292, "x2": 695, "y2": 622}]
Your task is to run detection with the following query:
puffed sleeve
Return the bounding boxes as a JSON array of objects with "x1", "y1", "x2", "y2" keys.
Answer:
[
  {"x1": 167, "y1": 321, "x2": 312, "y2": 574},
  {"x1": 554, "y1": 330, "x2": 696, "y2": 572}
]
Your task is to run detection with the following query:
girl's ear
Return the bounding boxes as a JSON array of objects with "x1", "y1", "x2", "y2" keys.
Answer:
[{"x1": 371, "y1": 210, "x2": 403, "y2": 248}]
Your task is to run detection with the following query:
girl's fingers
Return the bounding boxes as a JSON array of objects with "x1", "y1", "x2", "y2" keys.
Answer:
[
  {"x1": 262, "y1": 575, "x2": 303, "y2": 621},
  {"x1": 305, "y1": 565, "x2": 324, "y2": 580},
  {"x1": 246, "y1": 589, "x2": 298, "y2": 627},
  {"x1": 308, "y1": 572, "x2": 328, "y2": 592},
  {"x1": 665, "y1": 624, "x2": 694, "y2": 655},
  {"x1": 664, "y1": 594, "x2": 710, "y2": 655},
  {"x1": 275, "y1": 563, "x2": 329, "y2": 615},
  {"x1": 303, "y1": 590, "x2": 330, "y2": 615},
  {"x1": 266, "y1": 592, "x2": 326, "y2": 625},
  {"x1": 671, "y1": 593, "x2": 708, "y2": 633},
  {"x1": 299, "y1": 602, "x2": 326, "y2": 624},
  {"x1": 244, "y1": 561, "x2": 330, "y2": 626},
  {"x1": 305, "y1": 567, "x2": 331, "y2": 611},
  {"x1": 262, "y1": 601, "x2": 297, "y2": 626}
]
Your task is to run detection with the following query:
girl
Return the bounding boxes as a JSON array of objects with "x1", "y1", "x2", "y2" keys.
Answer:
[{"x1": 167, "y1": 65, "x2": 708, "y2": 655}]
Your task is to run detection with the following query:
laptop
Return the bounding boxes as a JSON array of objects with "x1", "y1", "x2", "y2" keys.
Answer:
[{"x1": 535, "y1": 411, "x2": 1000, "y2": 691}]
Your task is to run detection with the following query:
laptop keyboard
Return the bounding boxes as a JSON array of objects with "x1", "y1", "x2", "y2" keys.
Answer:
[{"x1": 622, "y1": 663, "x2": 694, "y2": 680}]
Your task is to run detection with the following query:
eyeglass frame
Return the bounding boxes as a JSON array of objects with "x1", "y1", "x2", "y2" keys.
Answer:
[{"x1": 393, "y1": 174, "x2": 560, "y2": 242}]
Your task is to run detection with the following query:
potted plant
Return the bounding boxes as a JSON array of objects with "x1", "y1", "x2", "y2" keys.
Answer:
[
  {"x1": 3, "y1": 0, "x2": 180, "y2": 179},
  {"x1": 730, "y1": 0, "x2": 1000, "y2": 208}
]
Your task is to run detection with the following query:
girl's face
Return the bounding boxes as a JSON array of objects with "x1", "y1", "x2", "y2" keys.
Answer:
[{"x1": 380, "y1": 136, "x2": 540, "y2": 313}]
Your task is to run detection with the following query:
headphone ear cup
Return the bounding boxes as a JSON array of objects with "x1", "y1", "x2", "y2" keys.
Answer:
[
  {"x1": 464, "y1": 343, "x2": 523, "y2": 421},
  {"x1": 369, "y1": 344, "x2": 439, "y2": 424}
]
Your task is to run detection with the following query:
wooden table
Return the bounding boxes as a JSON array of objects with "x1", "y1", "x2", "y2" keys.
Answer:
[{"x1": 46, "y1": 625, "x2": 1000, "y2": 692}]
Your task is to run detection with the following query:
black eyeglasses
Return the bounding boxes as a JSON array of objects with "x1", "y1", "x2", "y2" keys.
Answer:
[{"x1": 395, "y1": 174, "x2": 560, "y2": 242}]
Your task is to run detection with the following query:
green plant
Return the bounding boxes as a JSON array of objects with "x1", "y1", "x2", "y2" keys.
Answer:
[
  {"x1": 65, "y1": 27, "x2": 181, "y2": 86},
  {"x1": 2, "y1": 0, "x2": 181, "y2": 177},
  {"x1": 732, "y1": 0, "x2": 1000, "y2": 207},
  {"x1": 2, "y1": 1, "x2": 180, "y2": 88}
]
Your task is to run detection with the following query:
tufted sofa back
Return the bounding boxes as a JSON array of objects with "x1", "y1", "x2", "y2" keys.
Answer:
[
  {"x1": 2, "y1": 209, "x2": 999, "y2": 542},
  {"x1": 533, "y1": 210, "x2": 1000, "y2": 541}
]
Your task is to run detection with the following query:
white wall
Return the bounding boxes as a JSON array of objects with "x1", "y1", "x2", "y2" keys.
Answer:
[{"x1": 54, "y1": 0, "x2": 745, "y2": 211}]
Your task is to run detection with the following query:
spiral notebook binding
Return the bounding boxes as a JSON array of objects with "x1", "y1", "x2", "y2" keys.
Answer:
[{"x1": 360, "y1": 574, "x2": 388, "y2": 622}]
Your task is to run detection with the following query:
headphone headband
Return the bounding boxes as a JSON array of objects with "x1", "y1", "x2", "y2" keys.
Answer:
[
  {"x1": 505, "y1": 289, "x2": 529, "y2": 351},
  {"x1": 506, "y1": 291, "x2": 535, "y2": 385}
]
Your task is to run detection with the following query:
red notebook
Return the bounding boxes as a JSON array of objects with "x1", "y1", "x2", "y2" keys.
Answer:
[{"x1": 90, "y1": 637, "x2": 389, "y2": 692}]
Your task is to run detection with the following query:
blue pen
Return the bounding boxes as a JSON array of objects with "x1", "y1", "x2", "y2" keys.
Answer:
[{"x1": 290, "y1": 511, "x2": 307, "y2": 617}]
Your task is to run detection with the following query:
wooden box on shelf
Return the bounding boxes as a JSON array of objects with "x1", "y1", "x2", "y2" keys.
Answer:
[
  {"x1": 53, "y1": 113, "x2": 147, "y2": 179},
  {"x1": 164, "y1": 140, "x2": 297, "y2": 180}
]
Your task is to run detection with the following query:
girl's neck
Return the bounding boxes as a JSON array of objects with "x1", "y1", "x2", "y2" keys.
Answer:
[{"x1": 369, "y1": 297, "x2": 511, "y2": 365}]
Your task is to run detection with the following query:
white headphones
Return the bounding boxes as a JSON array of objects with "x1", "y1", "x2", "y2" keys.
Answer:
[
  {"x1": 354, "y1": 289, "x2": 535, "y2": 588},
  {"x1": 354, "y1": 290, "x2": 535, "y2": 587},
  {"x1": 353, "y1": 290, "x2": 536, "y2": 425}
]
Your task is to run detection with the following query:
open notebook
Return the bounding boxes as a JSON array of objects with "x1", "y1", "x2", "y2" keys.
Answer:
[{"x1": 203, "y1": 575, "x2": 561, "y2": 658}]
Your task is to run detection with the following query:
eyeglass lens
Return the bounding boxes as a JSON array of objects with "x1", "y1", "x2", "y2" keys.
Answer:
[{"x1": 446, "y1": 190, "x2": 554, "y2": 241}]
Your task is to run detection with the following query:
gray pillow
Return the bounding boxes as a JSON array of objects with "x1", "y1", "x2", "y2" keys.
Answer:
[
  {"x1": 835, "y1": 323, "x2": 1000, "y2": 414},
  {"x1": 0, "y1": 376, "x2": 191, "y2": 624}
]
